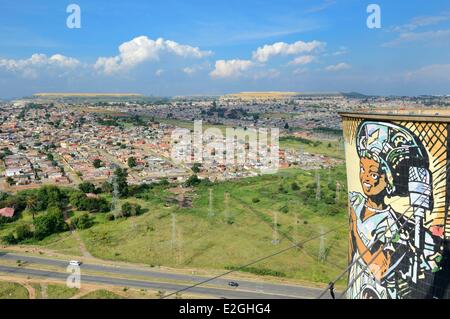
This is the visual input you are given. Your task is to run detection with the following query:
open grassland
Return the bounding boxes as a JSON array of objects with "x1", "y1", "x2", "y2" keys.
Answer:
[
  {"x1": 0, "y1": 166, "x2": 349, "y2": 285},
  {"x1": 0, "y1": 281, "x2": 29, "y2": 299},
  {"x1": 76, "y1": 166, "x2": 349, "y2": 284},
  {"x1": 280, "y1": 136, "x2": 344, "y2": 159},
  {"x1": 80, "y1": 289, "x2": 122, "y2": 299}
]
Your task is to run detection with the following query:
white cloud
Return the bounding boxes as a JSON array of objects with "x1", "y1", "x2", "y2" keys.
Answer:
[
  {"x1": 289, "y1": 55, "x2": 315, "y2": 65},
  {"x1": 392, "y1": 14, "x2": 450, "y2": 32},
  {"x1": 325, "y1": 62, "x2": 351, "y2": 72},
  {"x1": 155, "y1": 69, "x2": 164, "y2": 76},
  {"x1": 95, "y1": 36, "x2": 213, "y2": 74},
  {"x1": 405, "y1": 64, "x2": 450, "y2": 82},
  {"x1": 252, "y1": 40, "x2": 325, "y2": 63},
  {"x1": 305, "y1": 0, "x2": 336, "y2": 13},
  {"x1": 183, "y1": 67, "x2": 196, "y2": 75},
  {"x1": 210, "y1": 59, "x2": 255, "y2": 78},
  {"x1": 382, "y1": 29, "x2": 450, "y2": 47},
  {"x1": 0, "y1": 53, "x2": 81, "y2": 78},
  {"x1": 293, "y1": 68, "x2": 308, "y2": 75}
]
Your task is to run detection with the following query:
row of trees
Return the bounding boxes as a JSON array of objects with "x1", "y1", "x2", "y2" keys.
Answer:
[{"x1": 3, "y1": 206, "x2": 68, "y2": 244}]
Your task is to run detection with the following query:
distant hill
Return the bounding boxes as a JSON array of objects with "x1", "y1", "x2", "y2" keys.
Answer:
[
  {"x1": 221, "y1": 91, "x2": 368, "y2": 100},
  {"x1": 341, "y1": 92, "x2": 370, "y2": 98}
]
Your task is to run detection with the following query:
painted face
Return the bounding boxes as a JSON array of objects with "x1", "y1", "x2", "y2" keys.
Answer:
[{"x1": 359, "y1": 157, "x2": 387, "y2": 197}]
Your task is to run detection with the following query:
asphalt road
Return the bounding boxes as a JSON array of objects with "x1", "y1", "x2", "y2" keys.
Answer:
[{"x1": 0, "y1": 252, "x2": 329, "y2": 299}]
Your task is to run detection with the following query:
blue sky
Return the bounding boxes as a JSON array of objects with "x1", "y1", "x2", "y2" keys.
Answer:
[{"x1": 0, "y1": 0, "x2": 449, "y2": 98}]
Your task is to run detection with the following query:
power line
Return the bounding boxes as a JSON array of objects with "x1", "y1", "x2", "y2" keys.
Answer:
[
  {"x1": 161, "y1": 223, "x2": 347, "y2": 299},
  {"x1": 231, "y1": 194, "x2": 347, "y2": 269}
]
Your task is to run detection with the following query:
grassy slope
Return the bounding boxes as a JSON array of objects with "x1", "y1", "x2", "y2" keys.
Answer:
[
  {"x1": 81, "y1": 289, "x2": 122, "y2": 299},
  {"x1": 0, "y1": 281, "x2": 29, "y2": 299},
  {"x1": 0, "y1": 167, "x2": 349, "y2": 285},
  {"x1": 77, "y1": 166, "x2": 349, "y2": 284},
  {"x1": 279, "y1": 136, "x2": 344, "y2": 159}
]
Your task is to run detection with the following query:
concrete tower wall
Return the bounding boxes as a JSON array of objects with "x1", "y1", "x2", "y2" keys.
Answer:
[{"x1": 341, "y1": 113, "x2": 450, "y2": 299}]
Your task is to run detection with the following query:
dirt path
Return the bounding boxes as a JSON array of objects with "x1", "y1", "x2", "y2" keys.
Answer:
[
  {"x1": 40, "y1": 283, "x2": 48, "y2": 299},
  {"x1": 62, "y1": 207, "x2": 93, "y2": 259},
  {"x1": 23, "y1": 283, "x2": 36, "y2": 299}
]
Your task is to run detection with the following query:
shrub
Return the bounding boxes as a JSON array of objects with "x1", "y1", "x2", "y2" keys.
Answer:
[
  {"x1": 2, "y1": 232, "x2": 16, "y2": 244},
  {"x1": 279, "y1": 205, "x2": 289, "y2": 214},
  {"x1": 120, "y1": 202, "x2": 143, "y2": 218},
  {"x1": 291, "y1": 182, "x2": 300, "y2": 191},
  {"x1": 105, "y1": 213, "x2": 115, "y2": 221},
  {"x1": 72, "y1": 213, "x2": 94, "y2": 230},
  {"x1": 15, "y1": 224, "x2": 33, "y2": 242},
  {"x1": 79, "y1": 182, "x2": 96, "y2": 194},
  {"x1": 70, "y1": 191, "x2": 110, "y2": 213},
  {"x1": 252, "y1": 198, "x2": 260, "y2": 203},
  {"x1": 185, "y1": 175, "x2": 201, "y2": 187},
  {"x1": 33, "y1": 207, "x2": 68, "y2": 240}
]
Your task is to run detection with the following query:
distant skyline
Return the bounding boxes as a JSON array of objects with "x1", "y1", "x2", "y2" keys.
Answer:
[{"x1": 0, "y1": 0, "x2": 449, "y2": 98}]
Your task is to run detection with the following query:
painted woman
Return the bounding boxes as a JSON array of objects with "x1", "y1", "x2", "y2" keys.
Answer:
[{"x1": 348, "y1": 121, "x2": 442, "y2": 299}]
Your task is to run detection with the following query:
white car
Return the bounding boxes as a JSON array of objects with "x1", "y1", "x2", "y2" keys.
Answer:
[{"x1": 69, "y1": 260, "x2": 82, "y2": 266}]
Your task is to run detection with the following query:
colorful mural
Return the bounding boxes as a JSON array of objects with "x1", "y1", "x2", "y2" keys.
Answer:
[{"x1": 342, "y1": 117, "x2": 448, "y2": 299}]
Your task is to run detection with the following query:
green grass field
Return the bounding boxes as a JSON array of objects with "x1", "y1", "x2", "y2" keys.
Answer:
[
  {"x1": 280, "y1": 136, "x2": 344, "y2": 159},
  {"x1": 81, "y1": 289, "x2": 122, "y2": 299},
  {"x1": 0, "y1": 165, "x2": 349, "y2": 285},
  {"x1": 47, "y1": 284, "x2": 79, "y2": 299},
  {"x1": 0, "y1": 281, "x2": 29, "y2": 299},
  {"x1": 76, "y1": 166, "x2": 349, "y2": 284}
]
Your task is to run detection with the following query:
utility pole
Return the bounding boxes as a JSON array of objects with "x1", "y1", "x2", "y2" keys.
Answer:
[
  {"x1": 272, "y1": 211, "x2": 279, "y2": 245},
  {"x1": 208, "y1": 188, "x2": 214, "y2": 217},
  {"x1": 315, "y1": 171, "x2": 321, "y2": 201}
]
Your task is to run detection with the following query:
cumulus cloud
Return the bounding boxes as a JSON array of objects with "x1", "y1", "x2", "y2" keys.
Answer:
[
  {"x1": 252, "y1": 40, "x2": 325, "y2": 62},
  {"x1": 325, "y1": 62, "x2": 351, "y2": 72},
  {"x1": 95, "y1": 36, "x2": 213, "y2": 74},
  {"x1": 289, "y1": 55, "x2": 315, "y2": 65},
  {"x1": 210, "y1": 59, "x2": 255, "y2": 78},
  {"x1": 0, "y1": 53, "x2": 80, "y2": 78}
]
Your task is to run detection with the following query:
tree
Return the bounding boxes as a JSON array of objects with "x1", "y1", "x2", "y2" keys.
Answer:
[
  {"x1": 79, "y1": 182, "x2": 96, "y2": 194},
  {"x1": 284, "y1": 122, "x2": 289, "y2": 130},
  {"x1": 113, "y1": 168, "x2": 129, "y2": 197},
  {"x1": 6, "y1": 177, "x2": 15, "y2": 186},
  {"x1": 71, "y1": 213, "x2": 94, "y2": 230},
  {"x1": 191, "y1": 163, "x2": 201, "y2": 174},
  {"x1": 2, "y1": 232, "x2": 16, "y2": 244},
  {"x1": 69, "y1": 191, "x2": 109, "y2": 213},
  {"x1": 120, "y1": 202, "x2": 143, "y2": 218},
  {"x1": 15, "y1": 224, "x2": 33, "y2": 242},
  {"x1": 93, "y1": 158, "x2": 102, "y2": 168},
  {"x1": 26, "y1": 195, "x2": 38, "y2": 220},
  {"x1": 185, "y1": 175, "x2": 201, "y2": 187},
  {"x1": 127, "y1": 157, "x2": 137, "y2": 168},
  {"x1": 33, "y1": 207, "x2": 67, "y2": 240}
]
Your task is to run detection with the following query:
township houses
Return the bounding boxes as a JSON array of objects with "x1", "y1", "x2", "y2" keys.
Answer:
[{"x1": 0, "y1": 207, "x2": 15, "y2": 218}]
